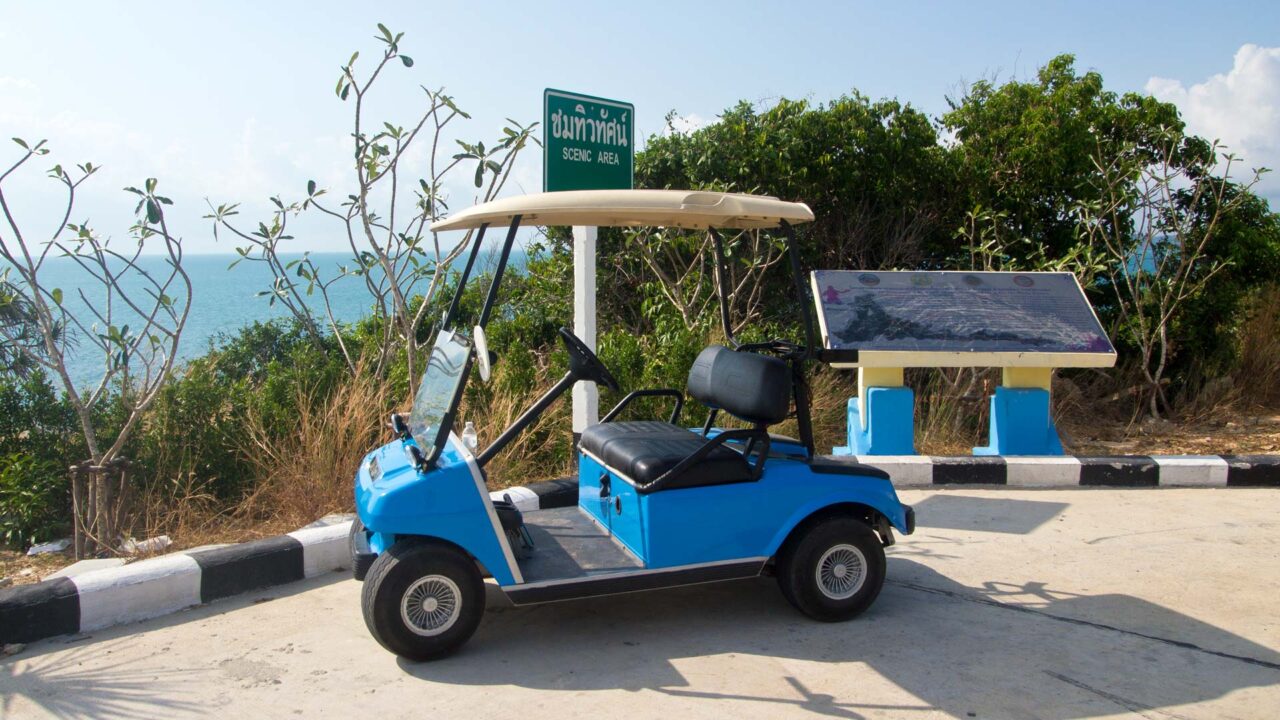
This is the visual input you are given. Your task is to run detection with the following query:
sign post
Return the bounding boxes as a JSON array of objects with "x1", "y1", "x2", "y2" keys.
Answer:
[
  {"x1": 572, "y1": 225, "x2": 598, "y2": 437},
  {"x1": 544, "y1": 89, "x2": 634, "y2": 438}
]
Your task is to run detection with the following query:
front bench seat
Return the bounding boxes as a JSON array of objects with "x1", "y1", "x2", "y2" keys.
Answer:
[
  {"x1": 579, "y1": 345, "x2": 792, "y2": 492},
  {"x1": 582, "y1": 421, "x2": 753, "y2": 488}
]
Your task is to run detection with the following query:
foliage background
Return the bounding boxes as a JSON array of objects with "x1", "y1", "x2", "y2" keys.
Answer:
[{"x1": 2, "y1": 54, "x2": 1278, "y2": 551}]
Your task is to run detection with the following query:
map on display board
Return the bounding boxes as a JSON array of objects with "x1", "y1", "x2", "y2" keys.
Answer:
[{"x1": 810, "y1": 270, "x2": 1116, "y2": 365}]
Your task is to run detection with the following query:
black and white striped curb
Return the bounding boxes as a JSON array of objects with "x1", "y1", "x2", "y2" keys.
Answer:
[
  {"x1": 5, "y1": 459, "x2": 1274, "y2": 647},
  {"x1": 0, "y1": 521, "x2": 350, "y2": 646},
  {"x1": 0, "y1": 478, "x2": 576, "y2": 647},
  {"x1": 837, "y1": 454, "x2": 1280, "y2": 488},
  {"x1": 494, "y1": 456, "x2": 1280, "y2": 497},
  {"x1": 497, "y1": 456, "x2": 1280, "y2": 496},
  {"x1": 488, "y1": 477, "x2": 579, "y2": 511}
]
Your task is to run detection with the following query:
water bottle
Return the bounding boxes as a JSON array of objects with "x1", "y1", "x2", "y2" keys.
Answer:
[{"x1": 461, "y1": 421, "x2": 478, "y2": 450}]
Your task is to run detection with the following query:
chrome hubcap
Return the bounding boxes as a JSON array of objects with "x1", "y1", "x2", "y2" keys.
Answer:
[
  {"x1": 816, "y1": 544, "x2": 866, "y2": 600},
  {"x1": 401, "y1": 575, "x2": 461, "y2": 636}
]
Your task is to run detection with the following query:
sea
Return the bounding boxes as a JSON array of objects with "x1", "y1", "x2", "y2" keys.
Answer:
[{"x1": 11, "y1": 251, "x2": 526, "y2": 389}]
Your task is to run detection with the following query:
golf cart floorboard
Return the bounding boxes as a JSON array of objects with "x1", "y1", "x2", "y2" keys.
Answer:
[
  {"x1": 508, "y1": 507, "x2": 767, "y2": 605},
  {"x1": 516, "y1": 506, "x2": 643, "y2": 584}
]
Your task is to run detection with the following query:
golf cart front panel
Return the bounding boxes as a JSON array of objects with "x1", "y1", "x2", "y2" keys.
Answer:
[{"x1": 356, "y1": 435, "x2": 521, "y2": 586}]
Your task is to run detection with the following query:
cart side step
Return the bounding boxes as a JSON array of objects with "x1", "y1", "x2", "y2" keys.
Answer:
[{"x1": 503, "y1": 558, "x2": 767, "y2": 605}]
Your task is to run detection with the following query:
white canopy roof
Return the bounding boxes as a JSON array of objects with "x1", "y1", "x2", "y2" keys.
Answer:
[{"x1": 430, "y1": 189, "x2": 814, "y2": 231}]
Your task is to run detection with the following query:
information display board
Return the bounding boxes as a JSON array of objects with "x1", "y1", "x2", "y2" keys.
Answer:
[
  {"x1": 810, "y1": 270, "x2": 1116, "y2": 368},
  {"x1": 543, "y1": 89, "x2": 634, "y2": 192}
]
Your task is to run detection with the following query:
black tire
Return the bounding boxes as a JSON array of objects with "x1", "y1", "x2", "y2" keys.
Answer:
[
  {"x1": 777, "y1": 516, "x2": 886, "y2": 622},
  {"x1": 361, "y1": 539, "x2": 485, "y2": 661}
]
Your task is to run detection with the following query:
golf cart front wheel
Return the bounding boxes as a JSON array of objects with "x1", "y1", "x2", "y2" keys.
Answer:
[
  {"x1": 777, "y1": 516, "x2": 886, "y2": 622},
  {"x1": 361, "y1": 539, "x2": 485, "y2": 661}
]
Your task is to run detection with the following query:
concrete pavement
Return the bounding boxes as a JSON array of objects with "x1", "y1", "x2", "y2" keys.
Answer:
[{"x1": 3, "y1": 488, "x2": 1279, "y2": 719}]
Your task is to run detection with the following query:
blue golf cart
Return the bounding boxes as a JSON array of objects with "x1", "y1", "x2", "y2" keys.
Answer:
[{"x1": 351, "y1": 190, "x2": 914, "y2": 660}]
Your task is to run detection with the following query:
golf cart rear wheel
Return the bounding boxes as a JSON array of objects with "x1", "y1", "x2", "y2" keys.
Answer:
[
  {"x1": 361, "y1": 539, "x2": 484, "y2": 661},
  {"x1": 777, "y1": 516, "x2": 885, "y2": 622}
]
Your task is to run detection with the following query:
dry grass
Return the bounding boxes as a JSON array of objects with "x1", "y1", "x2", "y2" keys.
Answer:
[
  {"x1": 138, "y1": 373, "x2": 390, "y2": 549},
  {"x1": 1127, "y1": 284, "x2": 1280, "y2": 425},
  {"x1": 770, "y1": 365, "x2": 994, "y2": 455},
  {"x1": 1235, "y1": 284, "x2": 1280, "y2": 408},
  {"x1": 769, "y1": 367, "x2": 855, "y2": 452},
  {"x1": 1172, "y1": 370, "x2": 1243, "y2": 425},
  {"x1": 232, "y1": 373, "x2": 388, "y2": 529},
  {"x1": 459, "y1": 358, "x2": 576, "y2": 489},
  {"x1": 910, "y1": 368, "x2": 993, "y2": 454},
  {"x1": 0, "y1": 550, "x2": 73, "y2": 586},
  {"x1": 808, "y1": 368, "x2": 858, "y2": 452},
  {"x1": 139, "y1": 472, "x2": 237, "y2": 549},
  {"x1": 127, "y1": 355, "x2": 580, "y2": 555}
]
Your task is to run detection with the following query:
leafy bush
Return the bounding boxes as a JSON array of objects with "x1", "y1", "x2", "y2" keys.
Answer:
[
  {"x1": 0, "y1": 372, "x2": 78, "y2": 547},
  {"x1": 641, "y1": 94, "x2": 957, "y2": 271},
  {"x1": 0, "y1": 454, "x2": 68, "y2": 548},
  {"x1": 0, "y1": 371, "x2": 80, "y2": 465}
]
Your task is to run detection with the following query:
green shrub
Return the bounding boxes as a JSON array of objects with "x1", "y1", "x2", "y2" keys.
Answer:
[
  {"x1": 0, "y1": 372, "x2": 78, "y2": 547},
  {"x1": 0, "y1": 453, "x2": 68, "y2": 548},
  {"x1": 0, "y1": 371, "x2": 80, "y2": 465}
]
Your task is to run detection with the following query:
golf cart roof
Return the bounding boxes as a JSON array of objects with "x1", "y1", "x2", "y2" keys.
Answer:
[{"x1": 430, "y1": 189, "x2": 814, "y2": 231}]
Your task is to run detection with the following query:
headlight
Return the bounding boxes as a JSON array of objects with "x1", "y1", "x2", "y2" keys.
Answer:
[{"x1": 404, "y1": 444, "x2": 427, "y2": 471}]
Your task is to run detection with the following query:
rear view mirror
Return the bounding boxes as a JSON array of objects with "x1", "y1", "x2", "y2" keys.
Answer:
[
  {"x1": 389, "y1": 412, "x2": 411, "y2": 439},
  {"x1": 473, "y1": 325, "x2": 492, "y2": 382}
]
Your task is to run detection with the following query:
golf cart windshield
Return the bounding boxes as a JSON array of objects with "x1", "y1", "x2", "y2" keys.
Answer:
[{"x1": 409, "y1": 328, "x2": 472, "y2": 463}]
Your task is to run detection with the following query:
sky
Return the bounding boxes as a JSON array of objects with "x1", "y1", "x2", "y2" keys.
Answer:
[{"x1": 1, "y1": 0, "x2": 1277, "y2": 255}]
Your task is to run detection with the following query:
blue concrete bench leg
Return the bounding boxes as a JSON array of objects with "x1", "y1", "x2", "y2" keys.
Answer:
[
  {"x1": 834, "y1": 388, "x2": 916, "y2": 456},
  {"x1": 974, "y1": 387, "x2": 1064, "y2": 456}
]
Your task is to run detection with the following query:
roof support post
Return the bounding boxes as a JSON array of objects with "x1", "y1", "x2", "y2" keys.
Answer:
[
  {"x1": 572, "y1": 225, "x2": 599, "y2": 436},
  {"x1": 442, "y1": 223, "x2": 488, "y2": 330},
  {"x1": 708, "y1": 228, "x2": 736, "y2": 347},
  {"x1": 780, "y1": 221, "x2": 816, "y2": 358},
  {"x1": 477, "y1": 217, "x2": 521, "y2": 329}
]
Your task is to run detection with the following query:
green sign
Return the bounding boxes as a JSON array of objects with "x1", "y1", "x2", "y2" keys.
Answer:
[{"x1": 543, "y1": 88, "x2": 634, "y2": 192}]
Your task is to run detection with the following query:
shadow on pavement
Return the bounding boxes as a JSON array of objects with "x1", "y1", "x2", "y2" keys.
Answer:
[
  {"x1": 2, "y1": 570, "x2": 350, "y2": 719},
  {"x1": 396, "y1": 559, "x2": 1280, "y2": 719},
  {"x1": 911, "y1": 494, "x2": 1069, "y2": 534},
  {"x1": 1, "y1": 640, "x2": 205, "y2": 720}
]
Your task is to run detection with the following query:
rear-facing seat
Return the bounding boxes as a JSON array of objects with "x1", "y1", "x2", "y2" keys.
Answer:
[{"x1": 579, "y1": 345, "x2": 792, "y2": 492}]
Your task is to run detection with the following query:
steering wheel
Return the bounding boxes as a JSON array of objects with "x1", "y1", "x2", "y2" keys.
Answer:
[{"x1": 558, "y1": 327, "x2": 621, "y2": 392}]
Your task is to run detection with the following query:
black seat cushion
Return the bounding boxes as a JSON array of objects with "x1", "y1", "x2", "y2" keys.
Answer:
[
  {"x1": 579, "y1": 420, "x2": 680, "y2": 454},
  {"x1": 579, "y1": 421, "x2": 752, "y2": 491}
]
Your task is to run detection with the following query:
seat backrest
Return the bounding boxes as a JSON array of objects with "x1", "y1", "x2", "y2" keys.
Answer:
[{"x1": 686, "y1": 345, "x2": 792, "y2": 426}]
